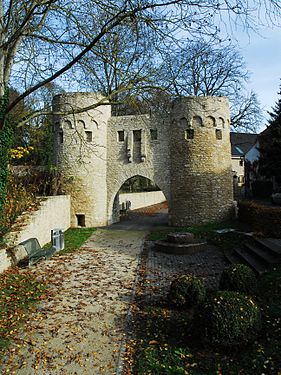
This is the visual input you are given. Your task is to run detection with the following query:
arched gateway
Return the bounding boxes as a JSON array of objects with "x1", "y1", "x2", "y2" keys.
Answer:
[{"x1": 53, "y1": 93, "x2": 234, "y2": 227}]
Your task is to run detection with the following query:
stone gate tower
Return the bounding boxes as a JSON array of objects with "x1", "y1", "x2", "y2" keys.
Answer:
[
  {"x1": 169, "y1": 96, "x2": 233, "y2": 226},
  {"x1": 53, "y1": 93, "x2": 234, "y2": 227}
]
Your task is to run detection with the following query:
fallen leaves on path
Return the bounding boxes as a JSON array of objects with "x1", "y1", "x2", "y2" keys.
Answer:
[{"x1": 1, "y1": 229, "x2": 146, "y2": 374}]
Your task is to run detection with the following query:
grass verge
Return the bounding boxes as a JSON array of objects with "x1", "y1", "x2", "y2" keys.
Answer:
[
  {"x1": 43, "y1": 227, "x2": 96, "y2": 255},
  {"x1": 147, "y1": 220, "x2": 241, "y2": 241},
  {"x1": 60, "y1": 227, "x2": 96, "y2": 254}
]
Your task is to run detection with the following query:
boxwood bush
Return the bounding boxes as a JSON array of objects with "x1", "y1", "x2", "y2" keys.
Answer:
[
  {"x1": 199, "y1": 290, "x2": 261, "y2": 348},
  {"x1": 219, "y1": 263, "x2": 257, "y2": 295},
  {"x1": 168, "y1": 275, "x2": 206, "y2": 308}
]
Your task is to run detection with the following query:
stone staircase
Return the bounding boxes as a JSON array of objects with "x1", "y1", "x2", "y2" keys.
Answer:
[{"x1": 226, "y1": 237, "x2": 281, "y2": 275}]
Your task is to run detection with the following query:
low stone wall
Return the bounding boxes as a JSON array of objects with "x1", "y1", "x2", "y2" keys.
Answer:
[
  {"x1": 119, "y1": 191, "x2": 166, "y2": 210},
  {"x1": 0, "y1": 195, "x2": 71, "y2": 273}
]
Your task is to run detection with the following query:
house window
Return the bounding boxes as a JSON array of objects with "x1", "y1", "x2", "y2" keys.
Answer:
[
  {"x1": 239, "y1": 159, "x2": 244, "y2": 166},
  {"x1": 76, "y1": 214, "x2": 85, "y2": 227},
  {"x1": 185, "y1": 129, "x2": 194, "y2": 140},
  {"x1": 85, "y1": 131, "x2": 92, "y2": 142},
  {"x1": 150, "y1": 129, "x2": 158, "y2": 140},
  {"x1": 133, "y1": 130, "x2": 141, "y2": 142},
  {"x1": 216, "y1": 129, "x2": 222, "y2": 140},
  {"x1": 118, "y1": 130, "x2": 125, "y2": 142}
]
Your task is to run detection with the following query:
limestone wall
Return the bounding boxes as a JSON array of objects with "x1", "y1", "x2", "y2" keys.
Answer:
[
  {"x1": 1, "y1": 195, "x2": 71, "y2": 273},
  {"x1": 170, "y1": 97, "x2": 234, "y2": 226},
  {"x1": 106, "y1": 114, "x2": 171, "y2": 224},
  {"x1": 119, "y1": 191, "x2": 166, "y2": 210},
  {"x1": 53, "y1": 93, "x2": 110, "y2": 227},
  {"x1": 53, "y1": 93, "x2": 234, "y2": 227},
  {"x1": 4, "y1": 195, "x2": 71, "y2": 246}
]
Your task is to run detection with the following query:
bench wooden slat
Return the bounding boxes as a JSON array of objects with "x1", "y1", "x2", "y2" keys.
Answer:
[{"x1": 19, "y1": 238, "x2": 57, "y2": 266}]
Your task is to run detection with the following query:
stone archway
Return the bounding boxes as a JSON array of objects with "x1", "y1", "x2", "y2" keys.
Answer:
[{"x1": 107, "y1": 174, "x2": 170, "y2": 225}]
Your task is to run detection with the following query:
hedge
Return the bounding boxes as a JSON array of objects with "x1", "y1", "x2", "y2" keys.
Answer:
[{"x1": 238, "y1": 200, "x2": 281, "y2": 237}]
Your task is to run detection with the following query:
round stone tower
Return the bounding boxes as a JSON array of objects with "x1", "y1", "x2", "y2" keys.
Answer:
[
  {"x1": 169, "y1": 96, "x2": 233, "y2": 226},
  {"x1": 53, "y1": 92, "x2": 110, "y2": 227}
]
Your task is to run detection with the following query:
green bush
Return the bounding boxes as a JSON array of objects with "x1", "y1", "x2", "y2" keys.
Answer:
[
  {"x1": 219, "y1": 263, "x2": 257, "y2": 295},
  {"x1": 238, "y1": 200, "x2": 281, "y2": 237},
  {"x1": 200, "y1": 290, "x2": 261, "y2": 348},
  {"x1": 168, "y1": 275, "x2": 206, "y2": 308}
]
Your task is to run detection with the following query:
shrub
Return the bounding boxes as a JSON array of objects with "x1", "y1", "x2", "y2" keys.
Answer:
[
  {"x1": 238, "y1": 200, "x2": 281, "y2": 237},
  {"x1": 168, "y1": 275, "x2": 206, "y2": 308},
  {"x1": 219, "y1": 263, "x2": 257, "y2": 295},
  {"x1": 0, "y1": 175, "x2": 36, "y2": 237},
  {"x1": 200, "y1": 290, "x2": 261, "y2": 348}
]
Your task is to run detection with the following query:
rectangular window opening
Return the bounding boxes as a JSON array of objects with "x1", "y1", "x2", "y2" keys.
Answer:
[
  {"x1": 76, "y1": 214, "x2": 85, "y2": 227},
  {"x1": 133, "y1": 130, "x2": 141, "y2": 142},
  {"x1": 150, "y1": 129, "x2": 158, "y2": 140},
  {"x1": 85, "y1": 131, "x2": 92, "y2": 142},
  {"x1": 118, "y1": 130, "x2": 125, "y2": 142},
  {"x1": 216, "y1": 129, "x2": 222, "y2": 140},
  {"x1": 185, "y1": 129, "x2": 194, "y2": 140}
]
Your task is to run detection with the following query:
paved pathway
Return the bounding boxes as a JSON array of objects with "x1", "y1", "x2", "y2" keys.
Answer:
[
  {"x1": 1, "y1": 203, "x2": 228, "y2": 374},
  {"x1": 1, "y1": 229, "x2": 147, "y2": 375},
  {"x1": 140, "y1": 241, "x2": 227, "y2": 305}
]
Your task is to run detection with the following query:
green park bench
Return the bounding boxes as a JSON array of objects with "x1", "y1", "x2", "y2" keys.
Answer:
[{"x1": 19, "y1": 238, "x2": 57, "y2": 267}]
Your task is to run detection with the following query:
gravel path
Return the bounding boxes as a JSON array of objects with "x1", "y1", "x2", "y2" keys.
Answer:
[{"x1": 1, "y1": 229, "x2": 147, "y2": 375}]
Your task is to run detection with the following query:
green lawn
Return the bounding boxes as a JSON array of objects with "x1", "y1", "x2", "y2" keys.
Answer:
[
  {"x1": 58, "y1": 227, "x2": 96, "y2": 255},
  {"x1": 147, "y1": 220, "x2": 241, "y2": 241}
]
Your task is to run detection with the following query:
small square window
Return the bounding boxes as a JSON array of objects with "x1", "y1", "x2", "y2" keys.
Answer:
[
  {"x1": 216, "y1": 129, "x2": 222, "y2": 140},
  {"x1": 150, "y1": 129, "x2": 158, "y2": 140},
  {"x1": 76, "y1": 214, "x2": 85, "y2": 227},
  {"x1": 239, "y1": 159, "x2": 244, "y2": 166},
  {"x1": 185, "y1": 129, "x2": 194, "y2": 140},
  {"x1": 85, "y1": 131, "x2": 92, "y2": 142},
  {"x1": 133, "y1": 130, "x2": 141, "y2": 142},
  {"x1": 118, "y1": 130, "x2": 125, "y2": 142}
]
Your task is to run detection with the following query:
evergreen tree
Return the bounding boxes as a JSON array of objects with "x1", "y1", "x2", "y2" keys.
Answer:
[{"x1": 259, "y1": 82, "x2": 281, "y2": 182}]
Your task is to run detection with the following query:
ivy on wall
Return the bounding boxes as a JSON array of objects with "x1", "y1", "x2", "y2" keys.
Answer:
[{"x1": 0, "y1": 89, "x2": 14, "y2": 215}]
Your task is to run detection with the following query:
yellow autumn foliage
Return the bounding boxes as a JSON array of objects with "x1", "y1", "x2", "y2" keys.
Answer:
[{"x1": 10, "y1": 146, "x2": 34, "y2": 160}]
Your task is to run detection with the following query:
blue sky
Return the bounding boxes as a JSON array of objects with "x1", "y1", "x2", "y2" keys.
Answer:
[{"x1": 236, "y1": 25, "x2": 281, "y2": 128}]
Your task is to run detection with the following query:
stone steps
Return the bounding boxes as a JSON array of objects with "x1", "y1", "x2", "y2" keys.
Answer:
[{"x1": 226, "y1": 236, "x2": 281, "y2": 275}]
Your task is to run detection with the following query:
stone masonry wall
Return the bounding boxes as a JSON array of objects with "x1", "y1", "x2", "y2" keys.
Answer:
[
  {"x1": 170, "y1": 97, "x2": 233, "y2": 226},
  {"x1": 119, "y1": 191, "x2": 166, "y2": 211},
  {"x1": 107, "y1": 114, "x2": 171, "y2": 223},
  {"x1": 53, "y1": 93, "x2": 234, "y2": 227},
  {"x1": 0, "y1": 195, "x2": 71, "y2": 273},
  {"x1": 53, "y1": 93, "x2": 110, "y2": 227}
]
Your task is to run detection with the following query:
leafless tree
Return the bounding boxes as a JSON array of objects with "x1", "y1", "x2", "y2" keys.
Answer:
[
  {"x1": 158, "y1": 40, "x2": 263, "y2": 131},
  {"x1": 0, "y1": 0, "x2": 281, "y2": 128}
]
